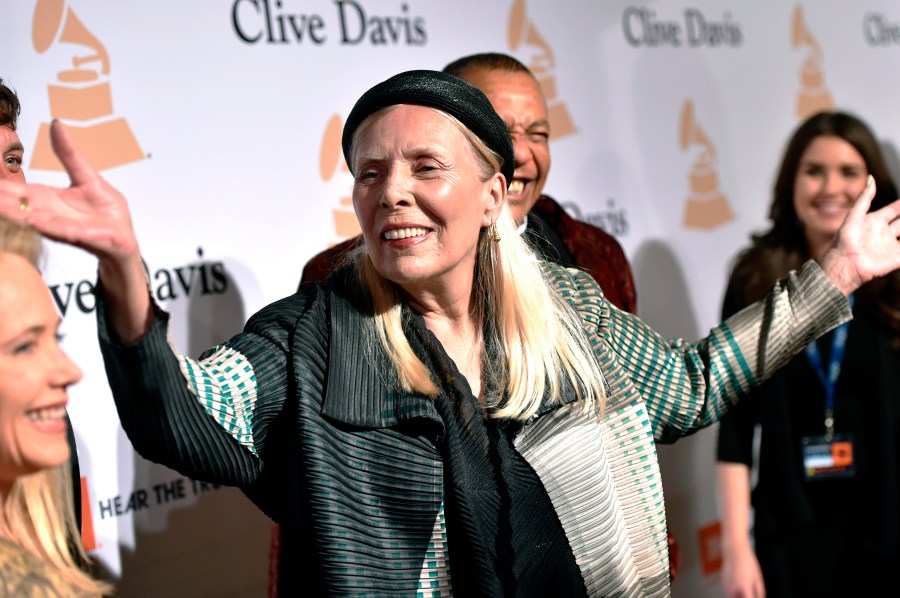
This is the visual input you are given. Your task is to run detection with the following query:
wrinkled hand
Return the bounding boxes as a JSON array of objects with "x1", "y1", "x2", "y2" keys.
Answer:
[
  {"x1": 0, "y1": 120, "x2": 151, "y2": 341},
  {"x1": 0, "y1": 120, "x2": 139, "y2": 262},
  {"x1": 821, "y1": 175, "x2": 900, "y2": 295}
]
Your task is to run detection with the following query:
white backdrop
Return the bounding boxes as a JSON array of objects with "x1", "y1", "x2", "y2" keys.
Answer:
[{"x1": 5, "y1": 1, "x2": 900, "y2": 595}]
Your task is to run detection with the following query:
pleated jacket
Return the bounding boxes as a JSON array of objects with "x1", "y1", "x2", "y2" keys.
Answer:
[{"x1": 98, "y1": 261, "x2": 849, "y2": 597}]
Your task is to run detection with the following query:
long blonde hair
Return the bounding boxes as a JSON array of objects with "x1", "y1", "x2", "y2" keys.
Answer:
[
  {"x1": 0, "y1": 241, "x2": 109, "y2": 595},
  {"x1": 2, "y1": 468, "x2": 111, "y2": 595},
  {"x1": 352, "y1": 107, "x2": 606, "y2": 420}
]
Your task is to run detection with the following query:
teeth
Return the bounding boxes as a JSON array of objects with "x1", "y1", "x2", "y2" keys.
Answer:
[
  {"x1": 27, "y1": 406, "x2": 67, "y2": 422},
  {"x1": 508, "y1": 180, "x2": 524, "y2": 194},
  {"x1": 384, "y1": 227, "x2": 428, "y2": 240},
  {"x1": 814, "y1": 207, "x2": 848, "y2": 218}
]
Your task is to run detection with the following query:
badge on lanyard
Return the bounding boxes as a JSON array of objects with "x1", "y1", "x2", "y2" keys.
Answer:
[
  {"x1": 800, "y1": 295, "x2": 855, "y2": 481},
  {"x1": 802, "y1": 433, "x2": 855, "y2": 480}
]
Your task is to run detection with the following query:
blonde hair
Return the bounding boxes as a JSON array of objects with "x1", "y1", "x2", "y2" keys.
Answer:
[
  {"x1": 3, "y1": 468, "x2": 111, "y2": 595},
  {"x1": 351, "y1": 107, "x2": 606, "y2": 420},
  {"x1": 0, "y1": 244, "x2": 107, "y2": 594},
  {"x1": 0, "y1": 218, "x2": 43, "y2": 269}
]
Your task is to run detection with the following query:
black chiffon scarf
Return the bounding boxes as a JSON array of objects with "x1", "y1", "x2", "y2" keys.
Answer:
[{"x1": 402, "y1": 308, "x2": 587, "y2": 597}]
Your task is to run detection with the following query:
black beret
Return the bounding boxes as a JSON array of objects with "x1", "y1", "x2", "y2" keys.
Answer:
[{"x1": 341, "y1": 69, "x2": 514, "y2": 186}]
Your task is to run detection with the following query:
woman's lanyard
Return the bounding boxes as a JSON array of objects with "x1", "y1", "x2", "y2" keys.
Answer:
[{"x1": 804, "y1": 294, "x2": 854, "y2": 439}]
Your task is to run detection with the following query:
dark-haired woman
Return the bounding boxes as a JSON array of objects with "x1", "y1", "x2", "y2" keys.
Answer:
[{"x1": 717, "y1": 111, "x2": 900, "y2": 597}]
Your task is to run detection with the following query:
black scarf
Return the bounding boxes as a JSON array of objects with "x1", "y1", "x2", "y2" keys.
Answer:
[{"x1": 402, "y1": 309, "x2": 587, "y2": 597}]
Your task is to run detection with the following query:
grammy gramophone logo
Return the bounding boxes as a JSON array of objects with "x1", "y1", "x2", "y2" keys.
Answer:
[
  {"x1": 506, "y1": 0, "x2": 575, "y2": 140},
  {"x1": 320, "y1": 114, "x2": 360, "y2": 244},
  {"x1": 30, "y1": 0, "x2": 143, "y2": 172},
  {"x1": 791, "y1": 4, "x2": 834, "y2": 120},
  {"x1": 679, "y1": 100, "x2": 733, "y2": 230}
]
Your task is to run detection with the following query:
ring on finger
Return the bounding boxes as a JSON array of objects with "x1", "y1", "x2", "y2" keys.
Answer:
[{"x1": 18, "y1": 196, "x2": 30, "y2": 213}]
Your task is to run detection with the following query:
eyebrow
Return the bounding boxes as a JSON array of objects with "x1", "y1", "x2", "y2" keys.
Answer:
[
  {"x1": 505, "y1": 119, "x2": 550, "y2": 131},
  {"x1": 800, "y1": 159, "x2": 865, "y2": 168},
  {"x1": 356, "y1": 145, "x2": 451, "y2": 163},
  {"x1": 3, "y1": 140, "x2": 24, "y2": 154}
]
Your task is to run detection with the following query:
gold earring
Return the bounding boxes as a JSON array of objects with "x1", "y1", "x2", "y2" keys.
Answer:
[{"x1": 489, "y1": 222, "x2": 501, "y2": 242}]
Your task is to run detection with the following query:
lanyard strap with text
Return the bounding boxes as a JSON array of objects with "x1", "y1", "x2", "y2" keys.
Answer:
[{"x1": 804, "y1": 294, "x2": 854, "y2": 438}]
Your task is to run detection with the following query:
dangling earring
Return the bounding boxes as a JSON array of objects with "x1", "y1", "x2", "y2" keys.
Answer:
[{"x1": 489, "y1": 222, "x2": 501, "y2": 242}]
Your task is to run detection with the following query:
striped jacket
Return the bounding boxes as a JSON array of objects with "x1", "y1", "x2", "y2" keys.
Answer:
[{"x1": 99, "y1": 260, "x2": 850, "y2": 597}]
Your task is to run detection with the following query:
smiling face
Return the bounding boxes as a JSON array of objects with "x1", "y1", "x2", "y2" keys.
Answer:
[
  {"x1": 350, "y1": 105, "x2": 504, "y2": 297},
  {"x1": 793, "y1": 135, "x2": 868, "y2": 258},
  {"x1": 460, "y1": 68, "x2": 550, "y2": 225},
  {"x1": 0, "y1": 125, "x2": 25, "y2": 183},
  {"x1": 0, "y1": 253, "x2": 80, "y2": 489}
]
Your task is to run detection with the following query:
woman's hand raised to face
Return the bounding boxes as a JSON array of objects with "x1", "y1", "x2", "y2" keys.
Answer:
[
  {"x1": 821, "y1": 174, "x2": 900, "y2": 296},
  {"x1": 0, "y1": 120, "x2": 152, "y2": 342},
  {"x1": 0, "y1": 120, "x2": 140, "y2": 263}
]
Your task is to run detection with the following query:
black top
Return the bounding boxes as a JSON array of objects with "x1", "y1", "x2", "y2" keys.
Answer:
[
  {"x1": 523, "y1": 211, "x2": 577, "y2": 269},
  {"x1": 717, "y1": 286, "x2": 900, "y2": 596}
]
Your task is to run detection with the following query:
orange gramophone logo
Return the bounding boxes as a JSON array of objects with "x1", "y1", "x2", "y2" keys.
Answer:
[
  {"x1": 679, "y1": 100, "x2": 733, "y2": 229},
  {"x1": 791, "y1": 5, "x2": 834, "y2": 120},
  {"x1": 507, "y1": 0, "x2": 575, "y2": 140},
  {"x1": 30, "y1": 0, "x2": 143, "y2": 172},
  {"x1": 320, "y1": 114, "x2": 360, "y2": 243}
]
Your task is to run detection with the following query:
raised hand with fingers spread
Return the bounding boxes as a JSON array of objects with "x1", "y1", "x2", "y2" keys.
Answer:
[
  {"x1": 0, "y1": 120, "x2": 150, "y2": 341},
  {"x1": 821, "y1": 175, "x2": 900, "y2": 295}
]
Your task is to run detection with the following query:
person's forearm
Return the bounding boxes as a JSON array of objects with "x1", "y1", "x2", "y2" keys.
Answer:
[
  {"x1": 98, "y1": 251, "x2": 153, "y2": 344},
  {"x1": 717, "y1": 462, "x2": 752, "y2": 552}
]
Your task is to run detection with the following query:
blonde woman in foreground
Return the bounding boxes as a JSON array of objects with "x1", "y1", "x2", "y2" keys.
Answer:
[{"x1": 0, "y1": 252, "x2": 110, "y2": 596}]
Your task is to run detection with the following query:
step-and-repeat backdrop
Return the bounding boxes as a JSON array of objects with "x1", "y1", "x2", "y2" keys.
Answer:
[{"x1": 6, "y1": 1, "x2": 900, "y2": 595}]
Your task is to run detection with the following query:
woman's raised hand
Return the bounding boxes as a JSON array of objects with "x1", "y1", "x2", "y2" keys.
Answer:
[
  {"x1": 0, "y1": 120, "x2": 151, "y2": 341},
  {"x1": 821, "y1": 175, "x2": 900, "y2": 295},
  {"x1": 0, "y1": 120, "x2": 140, "y2": 263}
]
